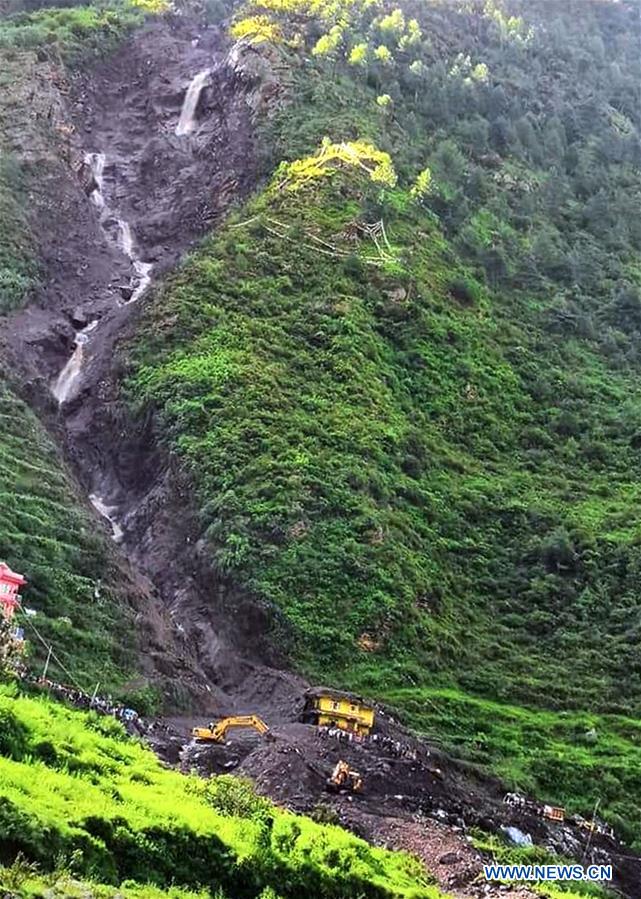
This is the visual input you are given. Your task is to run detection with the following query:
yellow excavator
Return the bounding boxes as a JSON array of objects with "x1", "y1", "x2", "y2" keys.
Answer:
[
  {"x1": 326, "y1": 760, "x2": 363, "y2": 793},
  {"x1": 192, "y1": 715, "x2": 270, "y2": 743}
]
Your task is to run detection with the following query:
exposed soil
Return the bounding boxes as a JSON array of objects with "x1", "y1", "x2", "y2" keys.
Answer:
[
  {"x1": 150, "y1": 711, "x2": 635, "y2": 899},
  {"x1": 2, "y1": 15, "x2": 302, "y2": 712},
  {"x1": 1, "y1": 15, "x2": 639, "y2": 899}
]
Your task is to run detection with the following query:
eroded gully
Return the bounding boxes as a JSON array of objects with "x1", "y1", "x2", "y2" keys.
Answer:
[{"x1": 4, "y1": 16, "x2": 303, "y2": 714}]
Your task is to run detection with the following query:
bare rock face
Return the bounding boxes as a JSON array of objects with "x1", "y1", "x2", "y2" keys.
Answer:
[{"x1": 225, "y1": 40, "x2": 290, "y2": 117}]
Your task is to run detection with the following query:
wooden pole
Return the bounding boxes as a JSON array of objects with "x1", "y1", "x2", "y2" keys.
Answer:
[
  {"x1": 582, "y1": 797, "x2": 601, "y2": 864},
  {"x1": 42, "y1": 645, "x2": 52, "y2": 679}
]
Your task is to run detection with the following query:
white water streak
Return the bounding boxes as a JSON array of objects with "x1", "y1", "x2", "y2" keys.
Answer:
[
  {"x1": 117, "y1": 219, "x2": 153, "y2": 303},
  {"x1": 86, "y1": 152, "x2": 106, "y2": 210},
  {"x1": 89, "y1": 494, "x2": 124, "y2": 542},
  {"x1": 129, "y1": 260, "x2": 153, "y2": 304},
  {"x1": 118, "y1": 218, "x2": 135, "y2": 258},
  {"x1": 51, "y1": 320, "x2": 98, "y2": 404},
  {"x1": 175, "y1": 70, "x2": 210, "y2": 136}
]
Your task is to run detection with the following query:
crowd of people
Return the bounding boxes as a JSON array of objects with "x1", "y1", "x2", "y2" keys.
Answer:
[
  {"x1": 18, "y1": 669, "x2": 145, "y2": 734},
  {"x1": 318, "y1": 725, "x2": 418, "y2": 760}
]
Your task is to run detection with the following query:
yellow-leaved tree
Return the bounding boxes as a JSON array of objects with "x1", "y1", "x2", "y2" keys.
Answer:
[
  {"x1": 276, "y1": 138, "x2": 397, "y2": 191},
  {"x1": 230, "y1": 14, "x2": 283, "y2": 45}
]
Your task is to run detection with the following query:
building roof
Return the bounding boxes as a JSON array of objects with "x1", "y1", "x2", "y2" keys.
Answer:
[
  {"x1": 304, "y1": 686, "x2": 370, "y2": 706},
  {"x1": 0, "y1": 562, "x2": 26, "y2": 586}
]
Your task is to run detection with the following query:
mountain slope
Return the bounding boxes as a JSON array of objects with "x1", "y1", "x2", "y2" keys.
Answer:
[
  {"x1": 0, "y1": 0, "x2": 640, "y2": 880},
  {"x1": 0, "y1": 378, "x2": 143, "y2": 690},
  {"x1": 124, "y1": 0, "x2": 641, "y2": 841}
]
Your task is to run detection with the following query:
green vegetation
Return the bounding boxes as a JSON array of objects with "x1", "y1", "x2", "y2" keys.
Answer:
[
  {"x1": 126, "y1": 0, "x2": 641, "y2": 840},
  {"x1": 0, "y1": 384, "x2": 136, "y2": 689},
  {"x1": 382, "y1": 686, "x2": 641, "y2": 847},
  {"x1": 0, "y1": 56, "x2": 41, "y2": 315},
  {"x1": 0, "y1": 684, "x2": 439, "y2": 898},
  {"x1": 0, "y1": 153, "x2": 36, "y2": 314},
  {"x1": 0, "y1": 860, "x2": 211, "y2": 899},
  {"x1": 0, "y1": 0, "x2": 165, "y2": 63}
]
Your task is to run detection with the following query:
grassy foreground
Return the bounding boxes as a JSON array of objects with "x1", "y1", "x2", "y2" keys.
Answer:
[
  {"x1": 0, "y1": 683, "x2": 438, "y2": 898},
  {"x1": 0, "y1": 864, "x2": 211, "y2": 899}
]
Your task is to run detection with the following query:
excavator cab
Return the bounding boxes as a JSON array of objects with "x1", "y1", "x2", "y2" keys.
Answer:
[
  {"x1": 191, "y1": 714, "x2": 270, "y2": 743},
  {"x1": 326, "y1": 760, "x2": 363, "y2": 793}
]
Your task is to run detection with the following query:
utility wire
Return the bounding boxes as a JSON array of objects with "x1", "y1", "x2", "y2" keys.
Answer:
[{"x1": 14, "y1": 599, "x2": 87, "y2": 694}]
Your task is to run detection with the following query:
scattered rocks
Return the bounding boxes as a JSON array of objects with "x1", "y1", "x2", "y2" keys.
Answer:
[
  {"x1": 502, "y1": 825, "x2": 533, "y2": 847},
  {"x1": 71, "y1": 306, "x2": 91, "y2": 328},
  {"x1": 385, "y1": 286, "x2": 407, "y2": 303}
]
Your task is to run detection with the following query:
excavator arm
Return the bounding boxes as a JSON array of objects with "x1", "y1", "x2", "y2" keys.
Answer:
[{"x1": 192, "y1": 715, "x2": 270, "y2": 743}]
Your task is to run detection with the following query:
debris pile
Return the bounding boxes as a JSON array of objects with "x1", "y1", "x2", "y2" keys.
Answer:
[{"x1": 150, "y1": 703, "x2": 635, "y2": 898}]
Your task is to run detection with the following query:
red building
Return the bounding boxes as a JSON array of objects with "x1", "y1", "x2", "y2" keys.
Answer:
[{"x1": 0, "y1": 562, "x2": 26, "y2": 620}]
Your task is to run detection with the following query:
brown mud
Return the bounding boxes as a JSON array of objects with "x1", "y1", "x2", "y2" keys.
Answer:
[{"x1": 2, "y1": 15, "x2": 301, "y2": 713}]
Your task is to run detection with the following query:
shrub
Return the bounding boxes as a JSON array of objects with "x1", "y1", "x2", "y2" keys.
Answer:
[
  {"x1": 202, "y1": 775, "x2": 273, "y2": 823},
  {"x1": 448, "y1": 275, "x2": 481, "y2": 305},
  {"x1": 0, "y1": 706, "x2": 28, "y2": 761}
]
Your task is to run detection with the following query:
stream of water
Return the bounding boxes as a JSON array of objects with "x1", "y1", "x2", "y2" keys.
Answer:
[
  {"x1": 52, "y1": 153, "x2": 154, "y2": 406},
  {"x1": 51, "y1": 320, "x2": 98, "y2": 404},
  {"x1": 52, "y1": 152, "x2": 157, "y2": 542},
  {"x1": 89, "y1": 494, "x2": 124, "y2": 542},
  {"x1": 175, "y1": 69, "x2": 210, "y2": 136},
  {"x1": 52, "y1": 64, "x2": 217, "y2": 538},
  {"x1": 86, "y1": 151, "x2": 106, "y2": 211},
  {"x1": 117, "y1": 218, "x2": 153, "y2": 304}
]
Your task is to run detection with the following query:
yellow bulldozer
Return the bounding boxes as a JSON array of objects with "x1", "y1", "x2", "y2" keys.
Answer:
[{"x1": 192, "y1": 715, "x2": 270, "y2": 743}]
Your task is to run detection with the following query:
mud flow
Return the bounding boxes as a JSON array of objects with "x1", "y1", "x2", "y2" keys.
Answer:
[
  {"x1": 3, "y1": 16, "x2": 278, "y2": 712},
  {"x1": 149, "y1": 712, "x2": 635, "y2": 899}
]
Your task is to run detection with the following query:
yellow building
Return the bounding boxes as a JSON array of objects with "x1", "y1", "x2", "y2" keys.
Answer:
[{"x1": 301, "y1": 687, "x2": 375, "y2": 735}]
